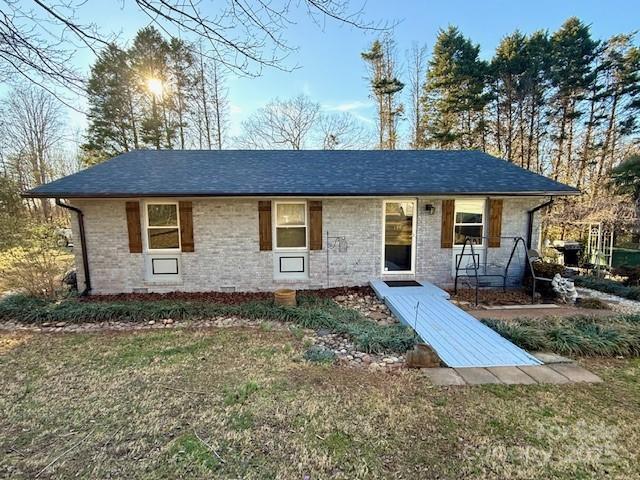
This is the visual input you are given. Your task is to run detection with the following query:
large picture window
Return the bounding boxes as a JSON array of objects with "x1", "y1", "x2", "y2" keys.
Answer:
[
  {"x1": 275, "y1": 202, "x2": 307, "y2": 249},
  {"x1": 146, "y1": 203, "x2": 180, "y2": 250},
  {"x1": 454, "y1": 199, "x2": 485, "y2": 246}
]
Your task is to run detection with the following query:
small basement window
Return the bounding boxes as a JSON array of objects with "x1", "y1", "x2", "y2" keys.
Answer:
[
  {"x1": 146, "y1": 202, "x2": 180, "y2": 250},
  {"x1": 454, "y1": 199, "x2": 485, "y2": 246},
  {"x1": 275, "y1": 201, "x2": 307, "y2": 249}
]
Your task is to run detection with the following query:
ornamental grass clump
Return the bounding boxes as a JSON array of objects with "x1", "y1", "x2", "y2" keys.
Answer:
[
  {"x1": 0, "y1": 292, "x2": 415, "y2": 354},
  {"x1": 482, "y1": 315, "x2": 640, "y2": 357}
]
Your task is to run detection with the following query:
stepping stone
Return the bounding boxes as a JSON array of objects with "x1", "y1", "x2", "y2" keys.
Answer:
[
  {"x1": 455, "y1": 368, "x2": 501, "y2": 385},
  {"x1": 549, "y1": 364, "x2": 602, "y2": 383},
  {"x1": 518, "y1": 366, "x2": 570, "y2": 384},
  {"x1": 487, "y1": 367, "x2": 536, "y2": 385},
  {"x1": 421, "y1": 368, "x2": 466, "y2": 386},
  {"x1": 532, "y1": 352, "x2": 574, "y2": 364}
]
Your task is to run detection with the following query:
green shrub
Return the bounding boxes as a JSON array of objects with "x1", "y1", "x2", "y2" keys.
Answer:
[
  {"x1": 303, "y1": 345, "x2": 336, "y2": 364},
  {"x1": 482, "y1": 315, "x2": 640, "y2": 357}
]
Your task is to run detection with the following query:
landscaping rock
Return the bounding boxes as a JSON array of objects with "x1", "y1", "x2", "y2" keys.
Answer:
[{"x1": 406, "y1": 343, "x2": 440, "y2": 368}]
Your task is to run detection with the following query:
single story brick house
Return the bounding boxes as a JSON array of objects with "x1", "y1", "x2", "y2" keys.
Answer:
[{"x1": 25, "y1": 150, "x2": 578, "y2": 295}]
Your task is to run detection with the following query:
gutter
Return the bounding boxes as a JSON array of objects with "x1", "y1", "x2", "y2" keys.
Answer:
[
  {"x1": 55, "y1": 199, "x2": 91, "y2": 295},
  {"x1": 527, "y1": 197, "x2": 554, "y2": 249}
]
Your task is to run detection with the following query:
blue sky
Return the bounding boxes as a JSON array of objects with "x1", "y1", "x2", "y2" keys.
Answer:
[{"x1": 64, "y1": 0, "x2": 639, "y2": 140}]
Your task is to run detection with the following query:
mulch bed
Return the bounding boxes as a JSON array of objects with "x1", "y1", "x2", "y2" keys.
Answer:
[
  {"x1": 446, "y1": 288, "x2": 534, "y2": 306},
  {"x1": 80, "y1": 285, "x2": 375, "y2": 305}
]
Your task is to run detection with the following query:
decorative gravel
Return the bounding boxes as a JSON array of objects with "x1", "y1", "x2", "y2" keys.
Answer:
[{"x1": 577, "y1": 287, "x2": 640, "y2": 314}]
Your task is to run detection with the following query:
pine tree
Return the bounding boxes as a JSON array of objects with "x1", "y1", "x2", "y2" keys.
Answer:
[
  {"x1": 362, "y1": 36, "x2": 404, "y2": 150},
  {"x1": 167, "y1": 38, "x2": 195, "y2": 150},
  {"x1": 491, "y1": 31, "x2": 528, "y2": 162},
  {"x1": 548, "y1": 17, "x2": 598, "y2": 182},
  {"x1": 421, "y1": 26, "x2": 489, "y2": 149},
  {"x1": 521, "y1": 31, "x2": 552, "y2": 172},
  {"x1": 128, "y1": 27, "x2": 175, "y2": 150},
  {"x1": 84, "y1": 45, "x2": 139, "y2": 160}
]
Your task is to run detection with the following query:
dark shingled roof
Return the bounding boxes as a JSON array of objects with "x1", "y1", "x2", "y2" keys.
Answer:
[{"x1": 24, "y1": 150, "x2": 579, "y2": 198}]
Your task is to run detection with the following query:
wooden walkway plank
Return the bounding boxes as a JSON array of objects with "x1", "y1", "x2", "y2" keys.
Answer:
[{"x1": 371, "y1": 280, "x2": 541, "y2": 368}]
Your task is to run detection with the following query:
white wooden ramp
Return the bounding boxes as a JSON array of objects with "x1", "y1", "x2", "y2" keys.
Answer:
[{"x1": 370, "y1": 280, "x2": 541, "y2": 368}]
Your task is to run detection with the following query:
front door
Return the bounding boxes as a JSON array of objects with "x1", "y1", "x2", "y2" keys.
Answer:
[{"x1": 383, "y1": 200, "x2": 416, "y2": 274}]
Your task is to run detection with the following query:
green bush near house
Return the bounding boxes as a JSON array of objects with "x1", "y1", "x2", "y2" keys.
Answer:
[
  {"x1": 482, "y1": 315, "x2": 640, "y2": 357},
  {"x1": 0, "y1": 293, "x2": 416, "y2": 354},
  {"x1": 574, "y1": 275, "x2": 640, "y2": 301}
]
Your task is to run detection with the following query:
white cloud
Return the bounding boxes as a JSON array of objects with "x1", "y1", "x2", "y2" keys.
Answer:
[
  {"x1": 323, "y1": 100, "x2": 374, "y2": 112},
  {"x1": 321, "y1": 100, "x2": 375, "y2": 124}
]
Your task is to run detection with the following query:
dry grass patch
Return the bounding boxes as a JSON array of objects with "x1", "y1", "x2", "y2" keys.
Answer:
[{"x1": 1, "y1": 329, "x2": 639, "y2": 479}]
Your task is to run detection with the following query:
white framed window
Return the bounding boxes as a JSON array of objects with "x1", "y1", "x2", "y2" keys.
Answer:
[
  {"x1": 274, "y1": 201, "x2": 307, "y2": 249},
  {"x1": 145, "y1": 201, "x2": 181, "y2": 251},
  {"x1": 454, "y1": 199, "x2": 485, "y2": 246}
]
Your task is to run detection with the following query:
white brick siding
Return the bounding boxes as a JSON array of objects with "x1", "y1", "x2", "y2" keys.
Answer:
[{"x1": 70, "y1": 197, "x2": 543, "y2": 294}]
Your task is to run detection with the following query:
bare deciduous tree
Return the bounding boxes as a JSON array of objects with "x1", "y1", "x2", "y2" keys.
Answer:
[
  {"x1": 406, "y1": 42, "x2": 428, "y2": 148},
  {"x1": 0, "y1": 85, "x2": 65, "y2": 219},
  {"x1": 318, "y1": 112, "x2": 372, "y2": 149},
  {"x1": 0, "y1": 0, "x2": 387, "y2": 101},
  {"x1": 237, "y1": 95, "x2": 320, "y2": 149},
  {"x1": 192, "y1": 45, "x2": 229, "y2": 150}
]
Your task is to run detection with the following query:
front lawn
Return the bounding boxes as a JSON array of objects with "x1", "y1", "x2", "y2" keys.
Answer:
[{"x1": 1, "y1": 327, "x2": 639, "y2": 479}]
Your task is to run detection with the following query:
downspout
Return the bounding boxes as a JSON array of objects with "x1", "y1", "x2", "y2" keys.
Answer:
[
  {"x1": 56, "y1": 199, "x2": 91, "y2": 295},
  {"x1": 527, "y1": 197, "x2": 553, "y2": 249}
]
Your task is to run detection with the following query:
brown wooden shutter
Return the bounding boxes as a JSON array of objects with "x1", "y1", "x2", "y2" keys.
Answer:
[
  {"x1": 258, "y1": 201, "x2": 272, "y2": 250},
  {"x1": 441, "y1": 199, "x2": 455, "y2": 248},
  {"x1": 309, "y1": 201, "x2": 323, "y2": 250},
  {"x1": 179, "y1": 201, "x2": 194, "y2": 252},
  {"x1": 125, "y1": 201, "x2": 142, "y2": 253},
  {"x1": 488, "y1": 198, "x2": 503, "y2": 248}
]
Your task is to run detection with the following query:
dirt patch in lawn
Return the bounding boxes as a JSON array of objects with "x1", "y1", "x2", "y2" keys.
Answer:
[
  {"x1": 1, "y1": 327, "x2": 639, "y2": 479},
  {"x1": 80, "y1": 285, "x2": 375, "y2": 304}
]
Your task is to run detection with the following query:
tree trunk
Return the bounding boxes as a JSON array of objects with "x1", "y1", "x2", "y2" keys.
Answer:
[
  {"x1": 577, "y1": 88, "x2": 598, "y2": 189},
  {"x1": 592, "y1": 90, "x2": 619, "y2": 197},
  {"x1": 212, "y1": 62, "x2": 223, "y2": 150},
  {"x1": 552, "y1": 100, "x2": 568, "y2": 181},
  {"x1": 565, "y1": 98, "x2": 576, "y2": 185}
]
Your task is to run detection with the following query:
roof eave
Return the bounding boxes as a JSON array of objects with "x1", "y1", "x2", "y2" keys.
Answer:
[{"x1": 22, "y1": 189, "x2": 580, "y2": 199}]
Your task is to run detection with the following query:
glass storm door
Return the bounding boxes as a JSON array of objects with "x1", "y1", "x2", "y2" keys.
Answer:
[{"x1": 383, "y1": 200, "x2": 416, "y2": 273}]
